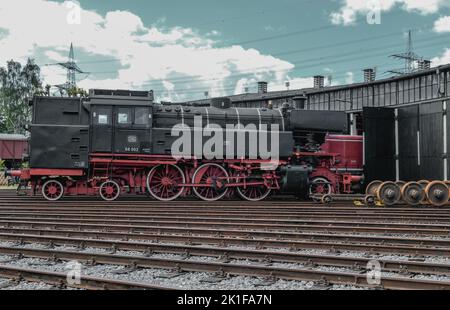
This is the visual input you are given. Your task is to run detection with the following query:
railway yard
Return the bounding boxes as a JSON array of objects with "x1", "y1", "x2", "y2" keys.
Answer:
[{"x1": 0, "y1": 190, "x2": 449, "y2": 290}]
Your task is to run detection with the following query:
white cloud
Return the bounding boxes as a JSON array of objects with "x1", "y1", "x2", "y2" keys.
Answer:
[
  {"x1": 269, "y1": 77, "x2": 314, "y2": 91},
  {"x1": 434, "y1": 15, "x2": 450, "y2": 32},
  {"x1": 431, "y1": 48, "x2": 450, "y2": 65},
  {"x1": 162, "y1": 80, "x2": 175, "y2": 91},
  {"x1": 0, "y1": 0, "x2": 297, "y2": 101},
  {"x1": 330, "y1": 0, "x2": 448, "y2": 25},
  {"x1": 345, "y1": 72, "x2": 355, "y2": 84},
  {"x1": 44, "y1": 50, "x2": 67, "y2": 62}
]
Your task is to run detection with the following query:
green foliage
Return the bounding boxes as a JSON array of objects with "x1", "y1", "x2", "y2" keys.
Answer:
[
  {"x1": 0, "y1": 159, "x2": 5, "y2": 170},
  {"x1": 67, "y1": 87, "x2": 88, "y2": 98},
  {"x1": 0, "y1": 58, "x2": 43, "y2": 134}
]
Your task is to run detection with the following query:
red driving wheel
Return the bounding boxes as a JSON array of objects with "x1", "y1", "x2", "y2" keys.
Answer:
[
  {"x1": 99, "y1": 180, "x2": 120, "y2": 201},
  {"x1": 147, "y1": 164, "x2": 185, "y2": 201},
  {"x1": 192, "y1": 163, "x2": 229, "y2": 201},
  {"x1": 41, "y1": 179, "x2": 64, "y2": 201}
]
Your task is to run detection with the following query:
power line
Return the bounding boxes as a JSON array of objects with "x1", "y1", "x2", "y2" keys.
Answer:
[
  {"x1": 39, "y1": 7, "x2": 383, "y2": 70},
  {"x1": 148, "y1": 62, "x2": 399, "y2": 95},
  {"x1": 136, "y1": 34, "x2": 450, "y2": 89},
  {"x1": 148, "y1": 37, "x2": 448, "y2": 95},
  {"x1": 272, "y1": 26, "x2": 431, "y2": 57},
  {"x1": 48, "y1": 32, "x2": 449, "y2": 95}
]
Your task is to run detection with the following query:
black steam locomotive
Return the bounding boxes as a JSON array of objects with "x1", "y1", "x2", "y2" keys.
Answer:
[{"x1": 10, "y1": 89, "x2": 349, "y2": 201}]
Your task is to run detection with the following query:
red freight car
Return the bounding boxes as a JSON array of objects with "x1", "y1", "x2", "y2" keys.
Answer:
[{"x1": 0, "y1": 134, "x2": 28, "y2": 168}]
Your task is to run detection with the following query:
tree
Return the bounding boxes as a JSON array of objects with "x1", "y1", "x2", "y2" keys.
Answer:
[
  {"x1": 0, "y1": 59, "x2": 43, "y2": 134},
  {"x1": 67, "y1": 86, "x2": 88, "y2": 98}
]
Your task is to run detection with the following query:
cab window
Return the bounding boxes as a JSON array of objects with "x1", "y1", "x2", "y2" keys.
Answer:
[
  {"x1": 117, "y1": 108, "x2": 132, "y2": 125},
  {"x1": 135, "y1": 107, "x2": 150, "y2": 126},
  {"x1": 94, "y1": 108, "x2": 111, "y2": 125}
]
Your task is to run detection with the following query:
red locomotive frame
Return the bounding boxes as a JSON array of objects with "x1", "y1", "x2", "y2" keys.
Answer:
[{"x1": 10, "y1": 134, "x2": 363, "y2": 202}]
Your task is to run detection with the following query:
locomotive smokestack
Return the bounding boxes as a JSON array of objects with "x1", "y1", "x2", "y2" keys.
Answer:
[
  {"x1": 363, "y1": 68, "x2": 376, "y2": 83},
  {"x1": 313, "y1": 76, "x2": 324, "y2": 89},
  {"x1": 258, "y1": 81, "x2": 268, "y2": 94}
]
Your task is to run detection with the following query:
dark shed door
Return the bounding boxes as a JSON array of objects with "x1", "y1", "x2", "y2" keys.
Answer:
[
  {"x1": 363, "y1": 107, "x2": 396, "y2": 182},
  {"x1": 91, "y1": 106, "x2": 113, "y2": 152},
  {"x1": 420, "y1": 102, "x2": 443, "y2": 180},
  {"x1": 398, "y1": 106, "x2": 420, "y2": 181}
]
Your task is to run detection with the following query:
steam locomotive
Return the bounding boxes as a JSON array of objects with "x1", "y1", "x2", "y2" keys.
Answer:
[{"x1": 8, "y1": 89, "x2": 363, "y2": 201}]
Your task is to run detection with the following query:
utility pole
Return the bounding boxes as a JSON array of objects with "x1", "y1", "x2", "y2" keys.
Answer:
[
  {"x1": 55, "y1": 43, "x2": 84, "y2": 96},
  {"x1": 388, "y1": 30, "x2": 421, "y2": 75}
]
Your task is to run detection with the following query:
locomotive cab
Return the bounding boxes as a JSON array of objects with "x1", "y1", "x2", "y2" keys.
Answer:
[{"x1": 87, "y1": 89, "x2": 154, "y2": 154}]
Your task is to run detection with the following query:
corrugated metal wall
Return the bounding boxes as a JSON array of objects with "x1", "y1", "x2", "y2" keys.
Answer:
[{"x1": 307, "y1": 69, "x2": 449, "y2": 112}]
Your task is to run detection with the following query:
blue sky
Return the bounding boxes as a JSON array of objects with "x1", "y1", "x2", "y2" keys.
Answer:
[{"x1": 1, "y1": 0, "x2": 450, "y2": 101}]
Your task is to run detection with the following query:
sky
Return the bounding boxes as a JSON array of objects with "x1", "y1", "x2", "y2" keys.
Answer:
[{"x1": 1, "y1": 0, "x2": 450, "y2": 102}]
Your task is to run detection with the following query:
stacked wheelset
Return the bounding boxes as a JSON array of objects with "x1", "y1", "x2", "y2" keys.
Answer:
[{"x1": 366, "y1": 180, "x2": 450, "y2": 207}]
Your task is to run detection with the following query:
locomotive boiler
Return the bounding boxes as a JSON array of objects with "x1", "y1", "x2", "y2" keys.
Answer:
[{"x1": 8, "y1": 89, "x2": 361, "y2": 202}]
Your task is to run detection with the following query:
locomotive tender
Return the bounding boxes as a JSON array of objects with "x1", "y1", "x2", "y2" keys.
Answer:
[{"x1": 9, "y1": 89, "x2": 363, "y2": 201}]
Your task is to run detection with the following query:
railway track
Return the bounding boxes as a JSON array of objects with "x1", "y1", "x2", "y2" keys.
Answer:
[
  {"x1": 1, "y1": 245, "x2": 449, "y2": 290},
  {"x1": 1, "y1": 191, "x2": 450, "y2": 290},
  {"x1": 0, "y1": 264, "x2": 172, "y2": 290},
  {"x1": 1, "y1": 214, "x2": 450, "y2": 235},
  {"x1": 1, "y1": 227, "x2": 450, "y2": 257},
  {"x1": 1, "y1": 236, "x2": 450, "y2": 276}
]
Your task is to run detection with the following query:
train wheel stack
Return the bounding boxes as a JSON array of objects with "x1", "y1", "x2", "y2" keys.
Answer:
[{"x1": 316, "y1": 180, "x2": 450, "y2": 207}]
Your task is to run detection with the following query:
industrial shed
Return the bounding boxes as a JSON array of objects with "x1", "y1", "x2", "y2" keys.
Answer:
[{"x1": 186, "y1": 63, "x2": 450, "y2": 182}]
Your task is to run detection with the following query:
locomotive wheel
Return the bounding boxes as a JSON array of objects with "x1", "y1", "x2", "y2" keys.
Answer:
[
  {"x1": 41, "y1": 179, "x2": 64, "y2": 201},
  {"x1": 418, "y1": 180, "x2": 430, "y2": 189},
  {"x1": 401, "y1": 182, "x2": 425, "y2": 206},
  {"x1": 395, "y1": 181, "x2": 406, "y2": 191},
  {"x1": 147, "y1": 164, "x2": 185, "y2": 201},
  {"x1": 309, "y1": 177, "x2": 332, "y2": 196},
  {"x1": 192, "y1": 163, "x2": 229, "y2": 201},
  {"x1": 321, "y1": 194, "x2": 333, "y2": 204},
  {"x1": 417, "y1": 180, "x2": 430, "y2": 203},
  {"x1": 376, "y1": 181, "x2": 401, "y2": 206},
  {"x1": 99, "y1": 180, "x2": 120, "y2": 201},
  {"x1": 364, "y1": 195, "x2": 375, "y2": 207},
  {"x1": 425, "y1": 181, "x2": 449, "y2": 207},
  {"x1": 365, "y1": 180, "x2": 382, "y2": 196},
  {"x1": 237, "y1": 177, "x2": 271, "y2": 202}
]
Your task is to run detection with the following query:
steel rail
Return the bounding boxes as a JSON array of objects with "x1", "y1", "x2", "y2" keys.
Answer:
[
  {"x1": 0, "y1": 229, "x2": 449, "y2": 257},
  {"x1": 1, "y1": 207, "x2": 450, "y2": 219},
  {"x1": 0, "y1": 245, "x2": 448, "y2": 290},
  {"x1": 3, "y1": 210, "x2": 450, "y2": 224},
  {"x1": 1, "y1": 238, "x2": 449, "y2": 277},
  {"x1": 0, "y1": 219, "x2": 448, "y2": 236},
  {"x1": 1, "y1": 216, "x2": 450, "y2": 238},
  {"x1": 1, "y1": 212, "x2": 450, "y2": 232},
  {"x1": 0, "y1": 265, "x2": 172, "y2": 290},
  {"x1": 1, "y1": 219, "x2": 450, "y2": 248},
  {"x1": 1, "y1": 213, "x2": 450, "y2": 230},
  {"x1": 1, "y1": 201, "x2": 450, "y2": 211}
]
